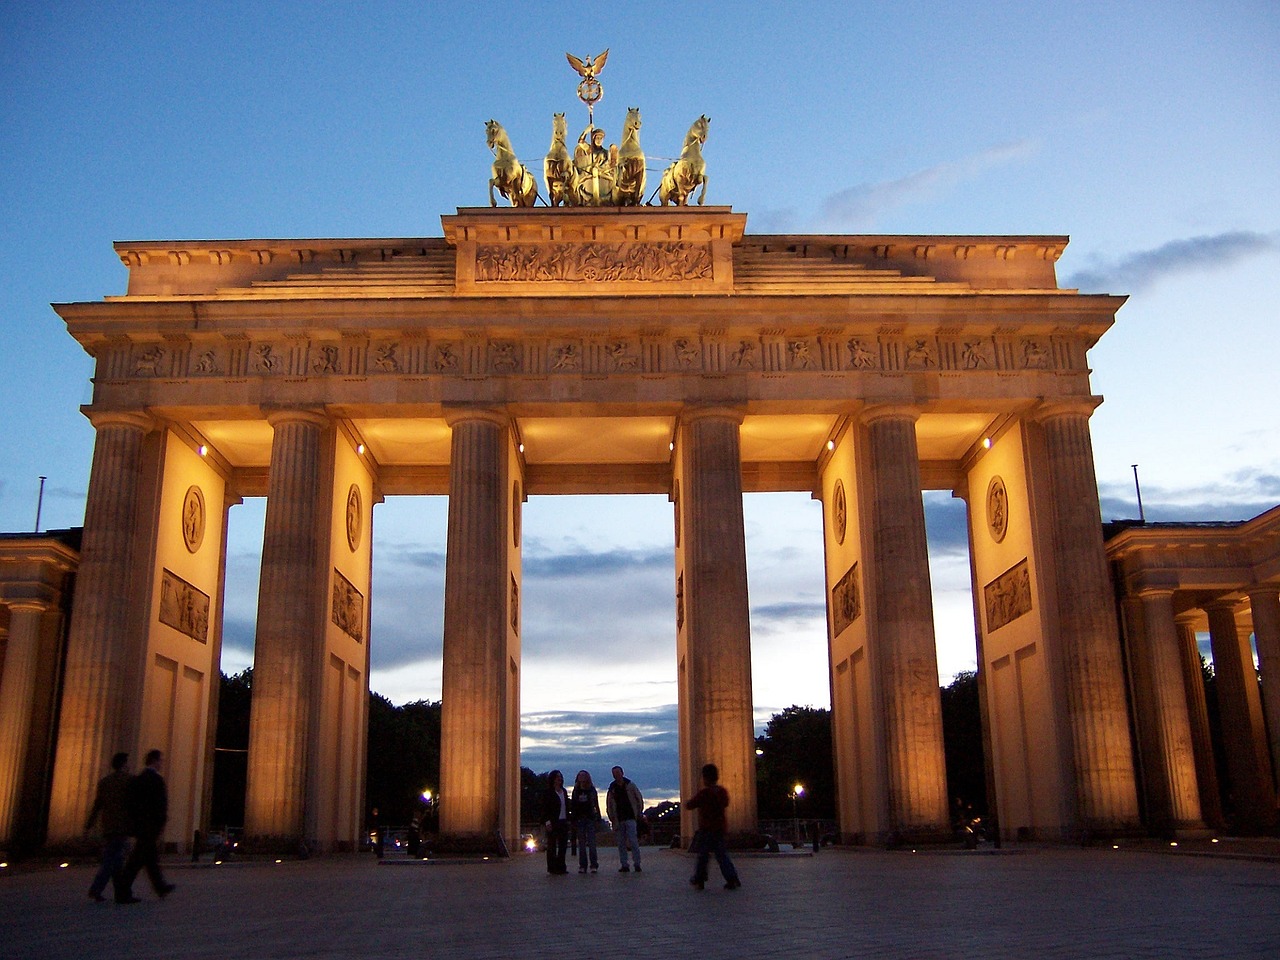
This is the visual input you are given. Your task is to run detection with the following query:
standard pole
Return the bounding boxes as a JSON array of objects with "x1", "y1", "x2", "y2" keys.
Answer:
[
  {"x1": 1131, "y1": 464, "x2": 1145, "y2": 522},
  {"x1": 34, "y1": 476, "x2": 47, "y2": 533}
]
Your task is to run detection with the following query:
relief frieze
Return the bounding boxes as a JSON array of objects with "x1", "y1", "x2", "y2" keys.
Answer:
[
  {"x1": 331, "y1": 568, "x2": 364, "y2": 642},
  {"x1": 984, "y1": 558, "x2": 1033, "y2": 632},
  {"x1": 832, "y1": 562, "x2": 861, "y2": 636},
  {"x1": 474, "y1": 241, "x2": 713, "y2": 283},
  {"x1": 159, "y1": 569, "x2": 210, "y2": 643},
  {"x1": 110, "y1": 330, "x2": 1082, "y2": 381}
]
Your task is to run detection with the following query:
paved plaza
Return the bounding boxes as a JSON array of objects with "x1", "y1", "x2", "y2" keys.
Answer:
[{"x1": 1, "y1": 841, "x2": 1277, "y2": 959}]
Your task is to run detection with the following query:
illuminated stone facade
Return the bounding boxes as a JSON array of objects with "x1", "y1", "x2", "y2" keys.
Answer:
[{"x1": 1, "y1": 206, "x2": 1163, "y2": 853}]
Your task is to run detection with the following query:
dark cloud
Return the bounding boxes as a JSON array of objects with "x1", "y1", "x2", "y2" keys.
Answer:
[
  {"x1": 1065, "y1": 231, "x2": 1280, "y2": 293},
  {"x1": 923, "y1": 493, "x2": 971, "y2": 556},
  {"x1": 751, "y1": 600, "x2": 825, "y2": 621},
  {"x1": 817, "y1": 140, "x2": 1037, "y2": 231},
  {"x1": 522, "y1": 543, "x2": 670, "y2": 578},
  {"x1": 520, "y1": 705, "x2": 680, "y2": 800}
]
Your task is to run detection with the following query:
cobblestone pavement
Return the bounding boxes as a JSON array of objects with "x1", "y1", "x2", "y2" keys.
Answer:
[{"x1": 1, "y1": 843, "x2": 1278, "y2": 959}]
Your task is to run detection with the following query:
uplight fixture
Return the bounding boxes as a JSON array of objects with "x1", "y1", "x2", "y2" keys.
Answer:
[
  {"x1": 982, "y1": 437, "x2": 992, "y2": 450},
  {"x1": 198, "y1": 444, "x2": 208, "y2": 456}
]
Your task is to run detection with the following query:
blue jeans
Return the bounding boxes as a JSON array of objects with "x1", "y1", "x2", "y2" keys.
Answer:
[
  {"x1": 692, "y1": 829, "x2": 739, "y2": 885},
  {"x1": 575, "y1": 818, "x2": 598, "y2": 869},
  {"x1": 89, "y1": 834, "x2": 130, "y2": 897},
  {"x1": 615, "y1": 818, "x2": 641, "y2": 867}
]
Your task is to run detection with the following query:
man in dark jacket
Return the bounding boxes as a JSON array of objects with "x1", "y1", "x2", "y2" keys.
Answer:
[
  {"x1": 84, "y1": 752, "x2": 131, "y2": 902},
  {"x1": 117, "y1": 749, "x2": 175, "y2": 903}
]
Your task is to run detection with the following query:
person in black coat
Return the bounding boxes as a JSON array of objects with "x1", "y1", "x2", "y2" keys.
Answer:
[
  {"x1": 541, "y1": 769, "x2": 570, "y2": 874},
  {"x1": 117, "y1": 749, "x2": 176, "y2": 903}
]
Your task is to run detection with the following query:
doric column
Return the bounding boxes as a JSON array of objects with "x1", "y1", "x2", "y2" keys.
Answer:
[
  {"x1": 1033, "y1": 401, "x2": 1139, "y2": 834},
  {"x1": 1175, "y1": 614, "x2": 1223, "y2": 828},
  {"x1": 47, "y1": 411, "x2": 152, "y2": 841},
  {"x1": 439, "y1": 407, "x2": 509, "y2": 848},
  {"x1": 1205, "y1": 598, "x2": 1277, "y2": 832},
  {"x1": 0, "y1": 601, "x2": 50, "y2": 847},
  {"x1": 1132, "y1": 589, "x2": 1203, "y2": 834},
  {"x1": 245, "y1": 409, "x2": 331, "y2": 844},
  {"x1": 1246, "y1": 587, "x2": 1280, "y2": 790},
  {"x1": 677, "y1": 406, "x2": 757, "y2": 838},
  {"x1": 860, "y1": 405, "x2": 949, "y2": 839}
]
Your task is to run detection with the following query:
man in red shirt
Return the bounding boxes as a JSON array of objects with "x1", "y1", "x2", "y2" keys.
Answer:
[{"x1": 686, "y1": 763, "x2": 741, "y2": 891}]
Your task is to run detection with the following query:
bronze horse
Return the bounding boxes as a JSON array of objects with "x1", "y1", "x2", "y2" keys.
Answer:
[
  {"x1": 656, "y1": 115, "x2": 709, "y2": 206},
  {"x1": 487, "y1": 120, "x2": 538, "y2": 208}
]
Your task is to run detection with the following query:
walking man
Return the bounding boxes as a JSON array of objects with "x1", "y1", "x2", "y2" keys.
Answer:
[
  {"x1": 687, "y1": 762, "x2": 741, "y2": 891},
  {"x1": 84, "y1": 752, "x2": 131, "y2": 902},
  {"x1": 606, "y1": 765, "x2": 644, "y2": 873},
  {"x1": 117, "y1": 749, "x2": 175, "y2": 903}
]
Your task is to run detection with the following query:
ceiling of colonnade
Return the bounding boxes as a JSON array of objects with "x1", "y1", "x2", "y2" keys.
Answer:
[{"x1": 189, "y1": 410, "x2": 998, "y2": 494}]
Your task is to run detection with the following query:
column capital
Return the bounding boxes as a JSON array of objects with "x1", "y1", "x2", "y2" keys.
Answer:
[
  {"x1": 1134, "y1": 585, "x2": 1179, "y2": 601},
  {"x1": 860, "y1": 403, "x2": 920, "y2": 426},
  {"x1": 679, "y1": 404, "x2": 745, "y2": 426},
  {"x1": 1245, "y1": 583, "x2": 1280, "y2": 602},
  {"x1": 263, "y1": 406, "x2": 329, "y2": 429},
  {"x1": 0, "y1": 595, "x2": 53, "y2": 614},
  {"x1": 1203, "y1": 596, "x2": 1243, "y2": 615},
  {"x1": 1029, "y1": 396, "x2": 1102, "y2": 423},
  {"x1": 83, "y1": 408, "x2": 154, "y2": 432},
  {"x1": 442, "y1": 404, "x2": 510, "y2": 429}
]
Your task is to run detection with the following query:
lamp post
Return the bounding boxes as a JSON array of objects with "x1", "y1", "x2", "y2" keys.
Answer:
[{"x1": 790, "y1": 783, "x2": 805, "y2": 846}]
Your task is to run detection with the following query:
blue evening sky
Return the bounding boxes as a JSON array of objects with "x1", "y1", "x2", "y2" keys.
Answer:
[{"x1": 2, "y1": 2, "x2": 1277, "y2": 799}]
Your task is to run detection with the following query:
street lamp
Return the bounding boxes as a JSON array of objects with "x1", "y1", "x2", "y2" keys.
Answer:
[{"x1": 790, "y1": 783, "x2": 805, "y2": 846}]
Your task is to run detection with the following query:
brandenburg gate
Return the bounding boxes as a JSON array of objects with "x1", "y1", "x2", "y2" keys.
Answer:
[{"x1": 35, "y1": 200, "x2": 1157, "y2": 853}]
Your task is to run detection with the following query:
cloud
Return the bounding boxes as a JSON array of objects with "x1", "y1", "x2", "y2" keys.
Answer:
[
  {"x1": 523, "y1": 543, "x2": 670, "y2": 578},
  {"x1": 1065, "y1": 231, "x2": 1280, "y2": 293},
  {"x1": 1099, "y1": 467, "x2": 1280, "y2": 523},
  {"x1": 817, "y1": 139, "x2": 1039, "y2": 231},
  {"x1": 520, "y1": 705, "x2": 681, "y2": 800}
]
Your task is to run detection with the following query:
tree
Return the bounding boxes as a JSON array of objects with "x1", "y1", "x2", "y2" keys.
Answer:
[
  {"x1": 366, "y1": 695, "x2": 441, "y2": 825},
  {"x1": 211, "y1": 668, "x2": 251, "y2": 827},
  {"x1": 940, "y1": 670, "x2": 986, "y2": 818},
  {"x1": 754, "y1": 705, "x2": 835, "y2": 819}
]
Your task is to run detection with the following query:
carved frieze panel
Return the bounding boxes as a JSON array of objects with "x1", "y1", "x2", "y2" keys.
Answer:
[
  {"x1": 984, "y1": 558, "x2": 1032, "y2": 632},
  {"x1": 331, "y1": 569, "x2": 364, "y2": 642},
  {"x1": 105, "y1": 329, "x2": 1085, "y2": 382},
  {"x1": 474, "y1": 241, "x2": 713, "y2": 284},
  {"x1": 489, "y1": 340, "x2": 522, "y2": 373},
  {"x1": 548, "y1": 341, "x2": 584, "y2": 372},
  {"x1": 846, "y1": 337, "x2": 879, "y2": 370},
  {"x1": 510, "y1": 573, "x2": 519, "y2": 633},
  {"x1": 832, "y1": 562, "x2": 861, "y2": 636},
  {"x1": 159, "y1": 569, "x2": 209, "y2": 643}
]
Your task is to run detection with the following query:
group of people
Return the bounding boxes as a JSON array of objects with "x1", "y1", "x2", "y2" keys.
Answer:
[
  {"x1": 541, "y1": 762, "x2": 741, "y2": 891},
  {"x1": 542, "y1": 765, "x2": 644, "y2": 875},
  {"x1": 84, "y1": 749, "x2": 175, "y2": 904}
]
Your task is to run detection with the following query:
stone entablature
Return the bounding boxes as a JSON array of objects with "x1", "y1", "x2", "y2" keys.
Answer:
[{"x1": 1106, "y1": 507, "x2": 1280, "y2": 599}]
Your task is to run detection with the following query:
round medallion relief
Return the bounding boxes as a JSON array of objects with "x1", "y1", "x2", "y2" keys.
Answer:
[
  {"x1": 346, "y1": 484, "x2": 362, "y2": 552},
  {"x1": 181, "y1": 485, "x2": 205, "y2": 554},
  {"x1": 512, "y1": 480, "x2": 522, "y2": 547},
  {"x1": 986, "y1": 475, "x2": 1009, "y2": 543},
  {"x1": 832, "y1": 479, "x2": 848, "y2": 545}
]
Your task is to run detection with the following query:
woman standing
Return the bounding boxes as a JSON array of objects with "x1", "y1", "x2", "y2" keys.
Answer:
[
  {"x1": 542, "y1": 770, "x2": 570, "y2": 874},
  {"x1": 570, "y1": 770, "x2": 600, "y2": 873}
]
